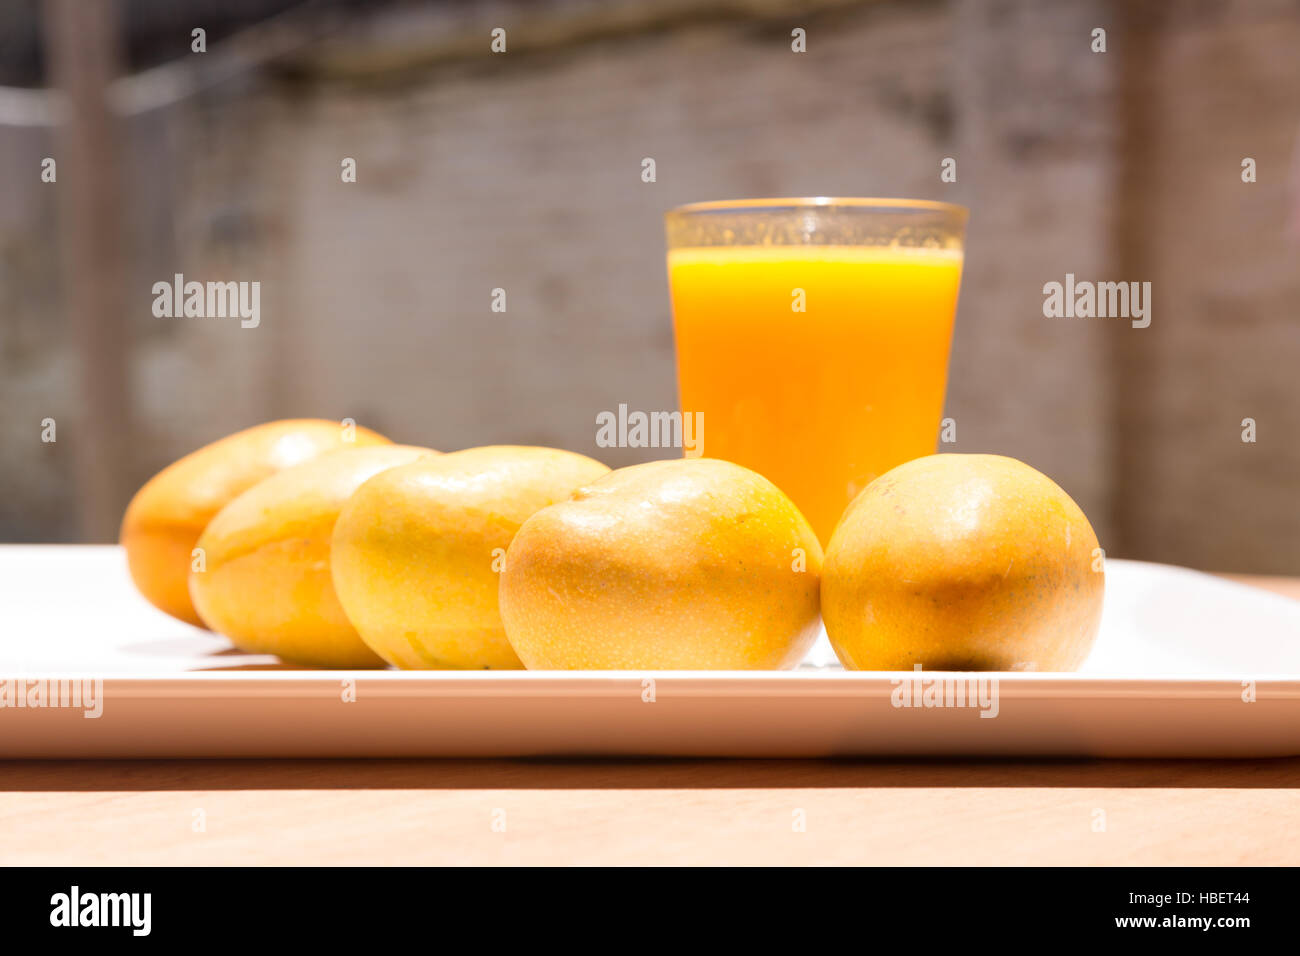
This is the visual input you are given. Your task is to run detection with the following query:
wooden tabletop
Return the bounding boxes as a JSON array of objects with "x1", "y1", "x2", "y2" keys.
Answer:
[{"x1": 2, "y1": 573, "x2": 1297, "y2": 867}]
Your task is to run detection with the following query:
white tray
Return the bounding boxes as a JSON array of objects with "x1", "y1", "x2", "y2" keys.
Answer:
[{"x1": 1, "y1": 546, "x2": 1298, "y2": 758}]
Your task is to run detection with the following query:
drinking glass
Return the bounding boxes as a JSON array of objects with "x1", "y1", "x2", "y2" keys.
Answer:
[{"x1": 665, "y1": 197, "x2": 967, "y2": 543}]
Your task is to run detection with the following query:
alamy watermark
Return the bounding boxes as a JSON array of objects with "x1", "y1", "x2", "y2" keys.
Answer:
[
  {"x1": 152, "y1": 273, "x2": 260, "y2": 328},
  {"x1": 890, "y1": 664, "x2": 999, "y2": 718},
  {"x1": 1043, "y1": 273, "x2": 1150, "y2": 328},
  {"x1": 596, "y1": 404, "x2": 704, "y2": 457},
  {"x1": 0, "y1": 677, "x2": 103, "y2": 718},
  {"x1": 50, "y1": 886, "x2": 150, "y2": 936}
]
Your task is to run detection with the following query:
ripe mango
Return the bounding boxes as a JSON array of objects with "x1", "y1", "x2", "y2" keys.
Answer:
[
  {"x1": 499, "y1": 458, "x2": 822, "y2": 669},
  {"x1": 331, "y1": 445, "x2": 611, "y2": 669},
  {"x1": 120, "y1": 419, "x2": 390, "y2": 626},
  {"x1": 821, "y1": 454, "x2": 1104, "y2": 671},
  {"x1": 189, "y1": 444, "x2": 436, "y2": 667}
]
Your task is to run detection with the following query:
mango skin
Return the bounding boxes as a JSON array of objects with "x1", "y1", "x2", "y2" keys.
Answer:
[
  {"x1": 331, "y1": 446, "x2": 611, "y2": 670},
  {"x1": 821, "y1": 454, "x2": 1104, "y2": 672},
  {"x1": 499, "y1": 457, "x2": 823, "y2": 670},
  {"x1": 120, "y1": 419, "x2": 390, "y2": 626},
  {"x1": 189, "y1": 445, "x2": 436, "y2": 667}
]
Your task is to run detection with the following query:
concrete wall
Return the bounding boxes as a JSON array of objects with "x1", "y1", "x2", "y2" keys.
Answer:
[{"x1": 1, "y1": 0, "x2": 1297, "y2": 572}]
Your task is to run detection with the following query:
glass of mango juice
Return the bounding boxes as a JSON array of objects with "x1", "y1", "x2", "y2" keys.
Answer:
[{"x1": 664, "y1": 197, "x2": 967, "y2": 545}]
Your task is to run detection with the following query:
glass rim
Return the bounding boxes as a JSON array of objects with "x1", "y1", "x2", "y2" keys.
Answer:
[{"x1": 665, "y1": 196, "x2": 968, "y2": 220}]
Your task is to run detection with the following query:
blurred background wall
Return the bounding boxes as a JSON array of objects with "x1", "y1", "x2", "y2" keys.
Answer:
[{"x1": 0, "y1": 0, "x2": 1297, "y2": 572}]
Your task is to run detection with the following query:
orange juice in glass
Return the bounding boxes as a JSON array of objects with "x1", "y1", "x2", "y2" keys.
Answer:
[{"x1": 665, "y1": 198, "x2": 967, "y2": 544}]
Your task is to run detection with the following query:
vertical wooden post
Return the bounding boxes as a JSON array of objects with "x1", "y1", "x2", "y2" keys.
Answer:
[
  {"x1": 1108, "y1": 0, "x2": 1163, "y2": 559},
  {"x1": 42, "y1": 0, "x2": 133, "y2": 541}
]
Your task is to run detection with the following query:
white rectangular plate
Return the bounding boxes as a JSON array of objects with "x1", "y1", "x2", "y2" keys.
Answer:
[{"x1": 1, "y1": 546, "x2": 1298, "y2": 758}]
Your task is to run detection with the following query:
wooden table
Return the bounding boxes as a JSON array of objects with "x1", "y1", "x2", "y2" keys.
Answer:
[{"x1": 2, "y1": 574, "x2": 1297, "y2": 867}]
